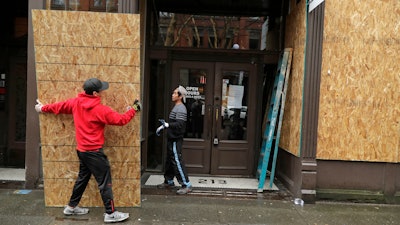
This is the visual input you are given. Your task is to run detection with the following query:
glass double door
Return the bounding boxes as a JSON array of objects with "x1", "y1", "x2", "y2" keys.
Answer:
[{"x1": 172, "y1": 61, "x2": 256, "y2": 175}]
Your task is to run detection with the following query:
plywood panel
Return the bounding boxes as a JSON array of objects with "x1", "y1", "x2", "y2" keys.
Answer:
[
  {"x1": 318, "y1": 1, "x2": 400, "y2": 162},
  {"x1": 42, "y1": 146, "x2": 140, "y2": 162},
  {"x1": 34, "y1": 46, "x2": 140, "y2": 66},
  {"x1": 43, "y1": 161, "x2": 141, "y2": 179},
  {"x1": 35, "y1": 64, "x2": 140, "y2": 83},
  {"x1": 32, "y1": 10, "x2": 140, "y2": 48},
  {"x1": 32, "y1": 10, "x2": 141, "y2": 207},
  {"x1": 280, "y1": 0, "x2": 306, "y2": 156}
]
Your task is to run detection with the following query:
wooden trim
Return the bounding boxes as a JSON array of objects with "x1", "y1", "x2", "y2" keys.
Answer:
[
  {"x1": 26, "y1": 0, "x2": 45, "y2": 188},
  {"x1": 299, "y1": 2, "x2": 325, "y2": 202}
]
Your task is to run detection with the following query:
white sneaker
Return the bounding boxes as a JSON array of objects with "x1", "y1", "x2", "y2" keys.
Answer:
[
  {"x1": 176, "y1": 186, "x2": 192, "y2": 195},
  {"x1": 63, "y1": 205, "x2": 89, "y2": 215},
  {"x1": 104, "y1": 211, "x2": 129, "y2": 223}
]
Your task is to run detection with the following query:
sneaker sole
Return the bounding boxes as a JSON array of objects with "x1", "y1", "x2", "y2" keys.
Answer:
[
  {"x1": 176, "y1": 189, "x2": 192, "y2": 195},
  {"x1": 63, "y1": 210, "x2": 89, "y2": 216},
  {"x1": 63, "y1": 211, "x2": 89, "y2": 216},
  {"x1": 104, "y1": 216, "x2": 129, "y2": 223}
]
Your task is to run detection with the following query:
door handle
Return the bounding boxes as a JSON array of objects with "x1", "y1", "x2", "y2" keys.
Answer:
[
  {"x1": 214, "y1": 105, "x2": 219, "y2": 144},
  {"x1": 215, "y1": 106, "x2": 219, "y2": 122}
]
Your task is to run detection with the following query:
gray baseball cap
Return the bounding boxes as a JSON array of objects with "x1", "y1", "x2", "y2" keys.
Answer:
[{"x1": 83, "y1": 78, "x2": 109, "y2": 93}]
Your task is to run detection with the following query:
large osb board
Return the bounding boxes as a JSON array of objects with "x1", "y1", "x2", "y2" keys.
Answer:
[
  {"x1": 280, "y1": 0, "x2": 307, "y2": 157},
  {"x1": 318, "y1": 1, "x2": 400, "y2": 162},
  {"x1": 32, "y1": 10, "x2": 141, "y2": 207}
]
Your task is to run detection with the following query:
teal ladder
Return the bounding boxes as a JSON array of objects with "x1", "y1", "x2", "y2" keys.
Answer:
[{"x1": 257, "y1": 48, "x2": 292, "y2": 192}]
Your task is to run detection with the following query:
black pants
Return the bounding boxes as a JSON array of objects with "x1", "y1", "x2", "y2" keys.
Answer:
[
  {"x1": 68, "y1": 149, "x2": 115, "y2": 214},
  {"x1": 164, "y1": 139, "x2": 191, "y2": 187}
]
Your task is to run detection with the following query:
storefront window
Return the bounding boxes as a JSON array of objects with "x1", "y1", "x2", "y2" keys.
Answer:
[
  {"x1": 49, "y1": 0, "x2": 118, "y2": 12},
  {"x1": 151, "y1": 12, "x2": 264, "y2": 50}
]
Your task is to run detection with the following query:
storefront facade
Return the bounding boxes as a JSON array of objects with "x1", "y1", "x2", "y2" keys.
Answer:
[{"x1": 1, "y1": 0, "x2": 399, "y2": 204}]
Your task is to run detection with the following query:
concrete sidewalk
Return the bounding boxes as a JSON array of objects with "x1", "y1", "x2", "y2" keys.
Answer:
[{"x1": 0, "y1": 188, "x2": 399, "y2": 225}]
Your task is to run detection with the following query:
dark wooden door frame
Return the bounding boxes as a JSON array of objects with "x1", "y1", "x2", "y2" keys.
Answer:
[
  {"x1": 144, "y1": 48, "x2": 280, "y2": 176},
  {"x1": 210, "y1": 62, "x2": 257, "y2": 175},
  {"x1": 7, "y1": 57, "x2": 27, "y2": 167},
  {"x1": 171, "y1": 60, "x2": 258, "y2": 176}
]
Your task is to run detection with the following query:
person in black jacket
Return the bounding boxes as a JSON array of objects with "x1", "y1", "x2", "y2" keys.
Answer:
[{"x1": 156, "y1": 85, "x2": 192, "y2": 194}]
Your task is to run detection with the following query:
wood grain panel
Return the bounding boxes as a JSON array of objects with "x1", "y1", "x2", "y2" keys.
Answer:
[
  {"x1": 280, "y1": 0, "x2": 306, "y2": 156},
  {"x1": 318, "y1": 0, "x2": 400, "y2": 162},
  {"x1": 42, "y1": 146, "x2": 140, "y2": 162},
  {"x1": 32, "y1": 10, "x2": 140, "y2": 48},
  {"x1": 32, "y1": 10, "x2": 141, "y2": 207}
]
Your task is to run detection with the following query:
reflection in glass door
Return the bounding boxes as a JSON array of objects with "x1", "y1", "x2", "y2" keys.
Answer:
[
  {"x1": 173, "y1": 61, "x2": 214, "y2": 174},
  {"x1": 181, "y1": 70, "x2": 207, "y2": 139},
  {"x1": 219, "y1": 71, "x2": 248, "y2": 141}
]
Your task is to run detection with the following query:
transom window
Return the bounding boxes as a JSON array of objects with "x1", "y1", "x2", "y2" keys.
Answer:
[
  {"x1": 49, "y1": 0, "x2": 118, "y2": 12},
  {"x1": 152, "y1": 12, "x2": 265, "y2": 50}
]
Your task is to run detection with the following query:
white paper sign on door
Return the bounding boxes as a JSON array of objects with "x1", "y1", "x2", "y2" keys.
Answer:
[{"x1": 227, "y1": 85, "x2": 244, "y2": 108}]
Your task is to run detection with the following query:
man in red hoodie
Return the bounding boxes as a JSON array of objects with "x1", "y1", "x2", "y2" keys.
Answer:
[{"x1": 35, "y1": 78, "x2": 140, "y2": 223}]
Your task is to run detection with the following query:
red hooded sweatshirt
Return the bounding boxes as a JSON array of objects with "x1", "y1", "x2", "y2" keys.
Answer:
[{"x1": 41, "y1": 92, "x2": 136, "y2": 151}]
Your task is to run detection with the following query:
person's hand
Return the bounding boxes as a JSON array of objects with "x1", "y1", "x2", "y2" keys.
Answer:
[
  {"x1": 133, "y1": 99, "x2": 141, "y2": 112},
  {"x1": 159, "y1": 119, "x2": 169, "y2": 128},
  {"x1": 156, "y1": 125, "x2": 164, "y2": 136},
  {"x1": 156, "y1": 119, "x2": 169, "y2": 136},
  {"x1": 35, "y1": 99, "x2": 43, "y2": 113}
]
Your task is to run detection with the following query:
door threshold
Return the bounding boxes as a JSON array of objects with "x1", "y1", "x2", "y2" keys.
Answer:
[
  {"x1": 0, "y1": 168, "x2": 25, "y2": 181},
  {"x1": 144, "y1": 174, "x2": 279, "y2": 191}
]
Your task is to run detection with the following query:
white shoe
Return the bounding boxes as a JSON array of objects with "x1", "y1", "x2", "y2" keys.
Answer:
[
  {"x1": 104, "y1": 211, "x2": 129, "y2": 223},
  {"x1": 63, "y1": 205, "x2": 89, "y2": 215},
  {"x1": 176, "y1": 186, "x2": 192, "y2": 195}
]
